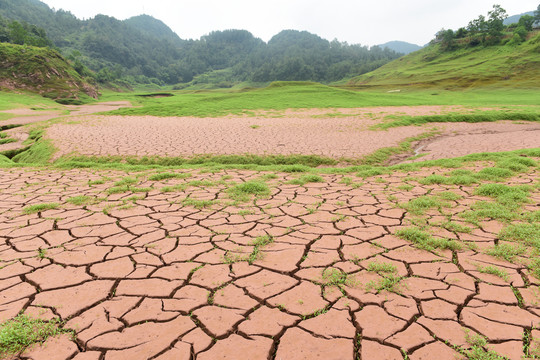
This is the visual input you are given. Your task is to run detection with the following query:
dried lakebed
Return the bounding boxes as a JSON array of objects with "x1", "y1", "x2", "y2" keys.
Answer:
[
  {"x1": 42, "y1": 106, "x2": 540, "y2": 162},
  {"x1": 0, "y1": 163, "x2": 539, "y2": 359}
]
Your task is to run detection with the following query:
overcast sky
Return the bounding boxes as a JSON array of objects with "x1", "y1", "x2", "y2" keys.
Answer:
[{"x1": 39, "y1": 0, "x2": 538, "y2": 46}]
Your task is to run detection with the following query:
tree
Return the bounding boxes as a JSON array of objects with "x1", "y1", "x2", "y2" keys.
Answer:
[
  {"x1": 455, "y1": 27, "x2": 468, "y2": 39},
  {"x1": 486, "y1": 4, "x2": 507, "y2": 44},
  {"x1": 518, "y1": 15, "x2": 535, "y2": 31},
  {"x1": 535, "y1": 4, "x2": 540, "y2": 25},
  {"x1": 467, "y1": 15, "x2": 487, "y2": 35},
  {"x1": 8, "y1": 21, "x2": 27, "y2": 45},
  {"x1": 436, "y1": 29, "x2": 456, "y2": 51}
]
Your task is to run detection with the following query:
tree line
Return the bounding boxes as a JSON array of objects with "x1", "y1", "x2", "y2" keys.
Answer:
[
  {"x1": 0, "y1": 15, "x2": 52, "y2": 47},
  {"x1": 0, "y1": 0, "x2": 401, "y2": 87},
  {"x1": 435, "y1": 4, "x2": 540, "y2": 51}
]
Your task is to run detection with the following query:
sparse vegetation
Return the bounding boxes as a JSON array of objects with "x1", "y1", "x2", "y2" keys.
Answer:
[
  {"x1": 22, "y1": 202, "x2": 59, "y2": 214},
  {"x1": 0, "y1": 315, "x2": 71, "y2": 358}
]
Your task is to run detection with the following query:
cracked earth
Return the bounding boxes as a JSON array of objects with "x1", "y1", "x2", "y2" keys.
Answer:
[
  {"x1": 0, "y1": 163, "x2": 539, "y2": 360},
  {"x1": 40, "y1": 106, "x2": 540, "y2": 161}
]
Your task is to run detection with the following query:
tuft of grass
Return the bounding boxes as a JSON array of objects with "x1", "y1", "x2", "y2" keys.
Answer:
[
  {"x1": 288, "y1": 174, "x2": 325, "y2": 186},
  {"x1": 460, "y1": 201, "x2": 521, "y2": 224},
  {"x1": 66, "y1": 196, "x2": 100, "y2": 206},
  {"x1": 485, "y1": 243, "x2": 527, "y2": 262},
  {"x1": 365, "y1": 260, "x2": 403, "y2": 294},
  {"x1": 228, "y1": 181, "x2": 270, "y2": 202},
  {"x1": 181, "y1": 197, "x2": 219, "y2": 209},
  {"x1": 499, "y1": 223, "x2": 540, "y2": 248},
  {"x1": 475, "y1": 264, "x2": 510, "y2": 282},
  {"x1": 395, "y1": 227, "x2": 462, "y2": 252},
  {"x1": 356, "y1": 168, "x2": 390, "y2": 178},
  {"x1": 148, "y1": 172, "x2": 191, "y2": 181},
  {"x1": 88, "y1": 179, "x2": 105, "y2": 186},
  {"x1": 22, "y1": 203, "x2": 59, "y2": 215},
  {"x1": 366, "y1": 261, "x2": 397, "y2": 273},
  {"x1": 224, "y1": 234, "x2": 274, "y2": 265},
  {"x1": 462, "y1": 331, "x2": 506, "y2": 360},
  {"x1": 113, "y1": 177, "x2": 138, "y2": 187},
  {"x1": 161, "y1": 184, "x2": 186, "y2": 193},
  {"x1": 442, "y1": 221, "x2": 472, "y2": 234},
  {"x1": 0, "y1": 314, "x2": 71, "y2": 358},
  {"x1": 399, "y1": 195, "x2": 454, "y2": 215},
  {"x1": 321, "y1": 268, "x2": 356, "y2": 287},
  {"x1": 366, "y1": 273, "x2": 404, "y2": 294}
]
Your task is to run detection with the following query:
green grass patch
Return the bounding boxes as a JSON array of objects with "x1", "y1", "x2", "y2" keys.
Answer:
[
  {"x1": 375, "y1": 111, "x2": 540, "y2": 130},
  {"x1": 22, "y1": 203, "x2": 59, "y2": 214},
  {"x1": 0, "y1": 138, "x2": 16, "y2": 145},
  {"x1": 11, "y1": 140, "x2": 55, "y2": 164},
  {"x1": 0, "y1": 314, "x2": 72, "y2": 358}
]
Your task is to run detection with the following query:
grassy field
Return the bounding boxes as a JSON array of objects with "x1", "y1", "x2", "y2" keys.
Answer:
[
  {"x1": 0, "y1": 92, "x2": 61, "y2": 111},
  {"x1": 99, "y1": 82, "x2": 540, "y2": 118}
]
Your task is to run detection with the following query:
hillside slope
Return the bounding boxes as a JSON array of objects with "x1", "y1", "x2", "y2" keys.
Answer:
[
  {"x1": 0, "y1": 42, "x2": 98, "y2": 100},
  {"x1": 349, "y1": 31, "x2": 540, "y2": 89}
]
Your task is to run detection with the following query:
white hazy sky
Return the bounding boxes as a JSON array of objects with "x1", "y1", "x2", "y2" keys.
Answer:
[{"x1": 40, "y1": 0, "x2": 538, "y2": 46}]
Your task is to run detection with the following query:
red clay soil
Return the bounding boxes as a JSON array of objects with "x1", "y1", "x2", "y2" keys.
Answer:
[
  {"x1": 44, "y1": 107, "x2": 540, "y2": 162},
  {"x1": 0, "y1": 165, "x2": 539, "y2": 359}
]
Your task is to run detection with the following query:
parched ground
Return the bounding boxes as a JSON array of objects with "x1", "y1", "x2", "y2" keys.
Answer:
[
  {"x1": 1, "y1": 164, "x2": 539, "y2": 359},
  {"x1": 40, "y1": 106, "x2": 540, "y2": 161}
]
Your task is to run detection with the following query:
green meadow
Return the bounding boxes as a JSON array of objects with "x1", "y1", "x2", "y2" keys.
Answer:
[{"x1": 100, "y1": 83, "x2": 540, "y2": 118}]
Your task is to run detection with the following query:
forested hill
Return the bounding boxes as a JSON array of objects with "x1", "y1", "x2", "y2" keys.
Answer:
[{"x1": 0, "y1": 0, "x2": 401, "y2": 87}]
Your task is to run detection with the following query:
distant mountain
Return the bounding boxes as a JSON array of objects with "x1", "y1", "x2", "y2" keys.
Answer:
[
  {"x1": 378, "y1": 41, "x2": 422, "y2": 54},
  {"x1": 504, "y1": 11, "x2": 535, "y2": 25}
]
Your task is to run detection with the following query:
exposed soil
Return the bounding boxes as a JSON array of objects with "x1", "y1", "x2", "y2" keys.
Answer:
[
  {"x1": 1, "y1": 104, "x2": 540, "y2": 359},
  {"x1": 43, "y1": 106, "x2": 540, "y2": 162},
  {"x1": 0, "y1": 165, "x2": 538, "y2": 359},
  {"x1": 0, "y1": 102, "x2": 131, "y2": 155}
]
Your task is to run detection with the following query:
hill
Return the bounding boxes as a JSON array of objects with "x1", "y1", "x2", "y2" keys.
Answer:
[
  {"x1": 0, "y1": 0, "x2": 400, "y2": 86},
  {"x1": 124, "y1": 15, "x2": 183, "y2": 44},
  {"x1": 0, "y1": 42, "x2": 98, "y2": 101},
  {"x1": 378, "y1": 41, "x2": 422, "y2": 54},
  {"x1": 348, "y1": 31, "x2": 540, "y2": 89}
]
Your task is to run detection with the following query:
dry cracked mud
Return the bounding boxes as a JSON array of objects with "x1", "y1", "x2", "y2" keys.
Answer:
[
  {"x1": 42, "y1": 106, "x2": 540, "y2": 161},
  {"x1": 0, "y1": 163, "x2": 539, "y2": 359}
]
